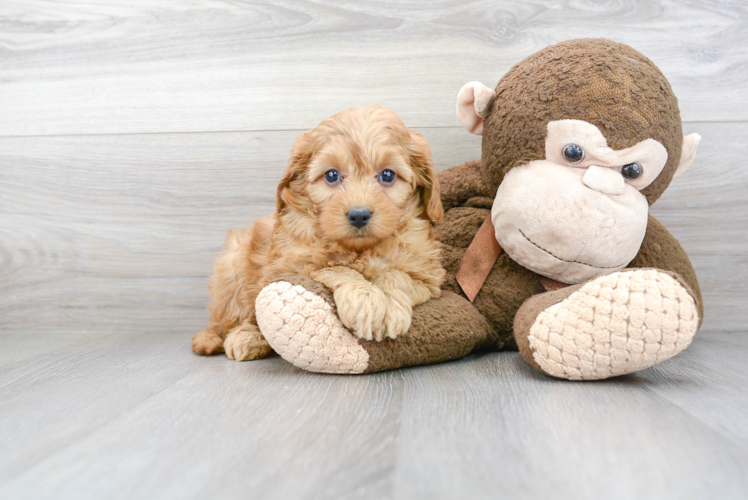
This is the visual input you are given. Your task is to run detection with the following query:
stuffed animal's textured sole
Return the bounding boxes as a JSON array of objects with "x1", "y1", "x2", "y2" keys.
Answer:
[
  {"x1": 255, "y1": 281, "x2": 369, "y2": 374},
  {"x1": 528, "y1": 269, "x2": 698, "y2": 380}
]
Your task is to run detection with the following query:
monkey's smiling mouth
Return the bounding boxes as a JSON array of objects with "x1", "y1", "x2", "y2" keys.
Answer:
[{"x1": 518, "y1": 229, "x2": 627, "y2": 269}]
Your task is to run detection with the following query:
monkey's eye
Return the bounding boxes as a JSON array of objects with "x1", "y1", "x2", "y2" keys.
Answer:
[
  {"x1": 563, "y1": 144, "x2": 584, "y2": 163},
  {"x1": 324, "y1": 169, "x2": 340, "y2": 184},
  {"x1": 379, "y1": 169, "x2": 396, "y2": 185},
  {"x1": 621, "y1": 163, "x2": 643, "y2": 180}
]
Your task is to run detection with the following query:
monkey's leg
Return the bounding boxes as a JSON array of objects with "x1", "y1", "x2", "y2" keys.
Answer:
[
  {"x1": 513, "y1": 269, "x2": 699, "y2": 380},
  {"x1": 628, "y1": 215, "x2": 704, "y2": 325},
  {"x1": 254, "y1": 276, "x2": 494, "y2": 374}
]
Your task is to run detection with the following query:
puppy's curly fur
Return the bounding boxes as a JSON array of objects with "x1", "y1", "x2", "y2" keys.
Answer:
[{"x1": 192, "y1": 105, "x2": 446, "y2": 361}]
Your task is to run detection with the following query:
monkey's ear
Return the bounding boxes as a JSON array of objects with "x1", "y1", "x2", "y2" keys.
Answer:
[
  {"x1": 456, "y1": 81, "x2": 496, "y2": 135},
  {"x1": 673, "y1": 133, "x2": 701, "y2": 180}
]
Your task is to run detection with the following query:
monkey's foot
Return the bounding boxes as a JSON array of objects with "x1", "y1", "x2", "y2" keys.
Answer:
[
  {"x1": 255, "y1": 280, "x2": 370, "y2": 374},
  {"x1": 515, "y1": 269, "x2": 699, "y2": 380}
]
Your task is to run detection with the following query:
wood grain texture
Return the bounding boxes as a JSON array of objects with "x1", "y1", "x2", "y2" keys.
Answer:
[
  {"x1": 1, "y1": 0, "x2": 747, "y2": 136},
  {"x1": 0, "y1": 330, "x2": 747, "y2": 499},
  {"x1": 0, "y1": 123, "x2": 742, "y2": 333}
]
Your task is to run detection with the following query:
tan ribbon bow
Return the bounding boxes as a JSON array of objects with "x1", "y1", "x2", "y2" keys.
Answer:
[{"x1": 455, "y1": 216, "x2": 502, "y2": 302}]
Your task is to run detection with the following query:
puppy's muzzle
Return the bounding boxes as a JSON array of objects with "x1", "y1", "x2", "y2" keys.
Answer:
[{"x1": 347, "y1": 207, "x2": 372, "y2": 229}]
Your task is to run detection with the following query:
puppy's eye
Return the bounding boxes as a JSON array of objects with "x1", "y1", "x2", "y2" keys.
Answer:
[
  {"x1": 324, "y1": 169, "x2": 340, "y2": 184},
  {"x1": 379, "y1": 169, "x2": 396, "y2": 185},
  {"x1": 563, "y1": 144, "x2": 584, "y2": 163},
  {"x1": 621, "y1": 163, "x2": 643, "y2": 180}
]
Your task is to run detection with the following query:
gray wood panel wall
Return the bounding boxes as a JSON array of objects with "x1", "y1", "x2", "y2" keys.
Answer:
[{"x1": 1, "y1": 0, "x2": 746, "y2": 335}]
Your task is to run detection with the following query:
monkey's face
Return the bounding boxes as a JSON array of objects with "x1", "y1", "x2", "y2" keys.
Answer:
[{"x1": 491, "y1": 120, "x2": 669, "y2": 284}]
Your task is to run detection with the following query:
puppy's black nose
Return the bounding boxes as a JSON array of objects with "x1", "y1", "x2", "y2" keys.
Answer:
[{"x1": 347, "y1": 207, "x2": 372, "y2": 229}]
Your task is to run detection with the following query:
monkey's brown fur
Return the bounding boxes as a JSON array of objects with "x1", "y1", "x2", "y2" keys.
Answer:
[
  {"x1": 434, "y1": 40, "x2": 702, "y2": 374},
  {"x1": 438, "y1": 39, "x2": 702, "y2": 348}
]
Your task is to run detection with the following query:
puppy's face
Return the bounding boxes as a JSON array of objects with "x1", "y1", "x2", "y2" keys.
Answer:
[{"x1": 277, "y1": 105, "x2": 443, "y2": 251}]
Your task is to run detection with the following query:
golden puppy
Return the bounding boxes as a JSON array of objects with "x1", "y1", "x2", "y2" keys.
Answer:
[{"x1": 192, "y1": 105, "x2": 445, "y2": 361}]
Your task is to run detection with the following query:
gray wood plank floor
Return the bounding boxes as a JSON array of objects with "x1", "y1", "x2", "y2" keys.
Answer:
[
  {"x1": 1, "y1": 1, "x2": 747, "y2": 498},
  {"x1": 1, "y1": 331, "x2": 747, "y2": 500}
]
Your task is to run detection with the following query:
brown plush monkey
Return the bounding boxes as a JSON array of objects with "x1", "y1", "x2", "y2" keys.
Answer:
[{"x1": 253, "y1": 38, "x2": 703, "y2": 380}]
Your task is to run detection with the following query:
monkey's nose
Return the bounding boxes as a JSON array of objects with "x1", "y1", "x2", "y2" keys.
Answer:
[
  {"x1": 347, "y1": 207, "x2": 372, "y2": 229},
  {"x1": 583, "y1": 165, "x2": 625, "y2": 196}
]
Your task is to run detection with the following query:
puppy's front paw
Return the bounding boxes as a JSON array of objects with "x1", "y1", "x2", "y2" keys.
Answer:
[
  {"x1": 380, "y1": 290, "x2": 413, "y2": 340},
  {"x1": 192, "y1": 327, "x2": 225, "y2": 355},
  {"x1": 334, "y1": 282, "x2": 387, "y2": 341},
  {"x1": 224, "y1": 324, "x2": 272, "y2": 361}
]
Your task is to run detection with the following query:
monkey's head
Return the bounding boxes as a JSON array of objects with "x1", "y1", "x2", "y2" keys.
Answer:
[{"x1": 457, "y1": 38, "x2": 700, "y2": 284}]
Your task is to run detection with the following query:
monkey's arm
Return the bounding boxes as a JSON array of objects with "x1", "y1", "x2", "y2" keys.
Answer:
[
  {"x1": 628, "y1": 215, "x2": 704, "y2": 325},
  {"x1": 439, "y1": 160, "x2": 494, "y2": 210},
  {"x1": 255, "y1": 275, "x2": 494, "y2": 374}
]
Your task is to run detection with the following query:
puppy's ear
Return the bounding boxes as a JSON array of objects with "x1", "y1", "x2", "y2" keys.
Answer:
[
  {"x1": 407, "y1": 131, "x2": 444, "y2": 224},
  {"x1": 277, "y1": 131, "x2": 314, "y2": 213}
]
